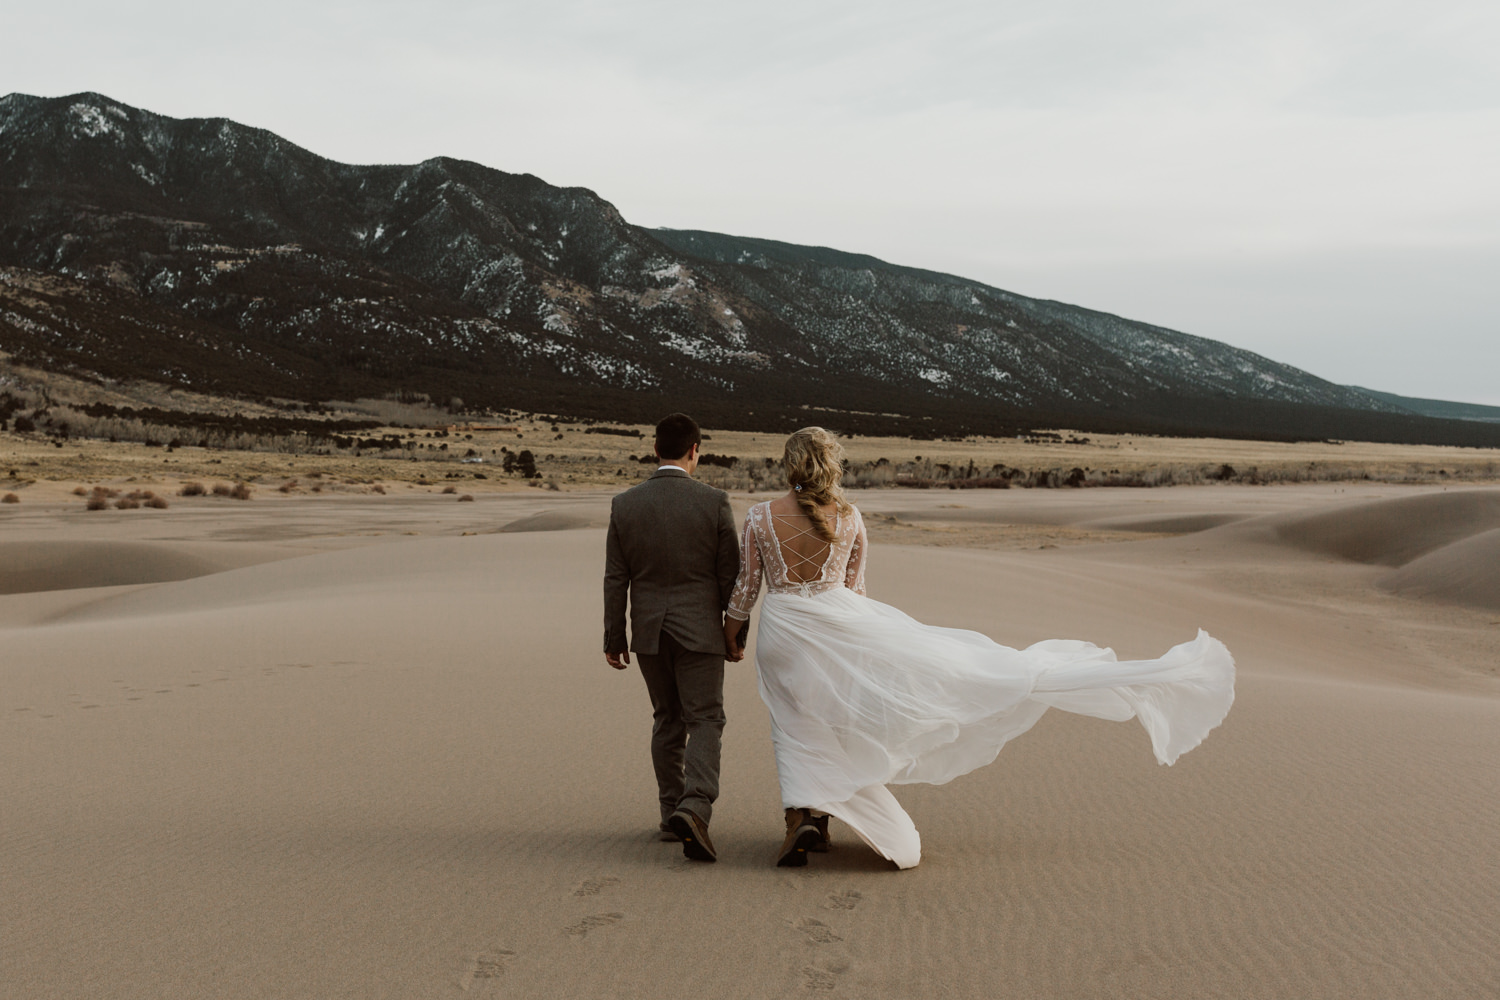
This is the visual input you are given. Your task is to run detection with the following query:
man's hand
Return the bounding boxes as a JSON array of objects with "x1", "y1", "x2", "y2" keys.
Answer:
[{"x1": 605, "y1": 651, "x2": 631, "y2": 670}]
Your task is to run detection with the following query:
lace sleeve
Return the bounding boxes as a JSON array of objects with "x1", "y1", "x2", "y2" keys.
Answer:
[
  {"x1": 844, "y1": 507, "x2": 867, "y2": 596},
  {"x1": 726, "y1": 514, "x2": 763, "y2": 620}
]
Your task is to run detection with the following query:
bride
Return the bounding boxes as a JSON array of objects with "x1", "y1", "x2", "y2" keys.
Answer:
[{"x1": 722, "y1": 427, "x2": 1235, "y2": 870}]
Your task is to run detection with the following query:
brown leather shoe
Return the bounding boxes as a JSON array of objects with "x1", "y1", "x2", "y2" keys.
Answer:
[
  {"x1": 777, "y1": 808, "x2": 821, "y2": 867},
  {"x1": 810, "y1": 814, "x2": 831, "y2": 853},
  {"x1": 667, "y1": 809, "x2": 717, "y2": 862}
]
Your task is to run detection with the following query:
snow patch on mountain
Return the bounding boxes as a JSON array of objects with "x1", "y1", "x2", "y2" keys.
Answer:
[{"x1": 69, "y1": 104, "x2": 120, "y2": 139}]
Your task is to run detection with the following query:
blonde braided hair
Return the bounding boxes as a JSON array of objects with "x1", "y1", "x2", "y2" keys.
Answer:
[{"x1": 782, "y1": 426, "x2": 852, "y2": 543}]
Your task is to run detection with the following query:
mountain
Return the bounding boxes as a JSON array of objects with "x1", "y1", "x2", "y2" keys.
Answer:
[
  {"x1": 1351, "y1": 388, "x2": 1500, "y2": 425},
  {"x1": 3, "y1": 90, "x2": 1496, "y2": 446}
]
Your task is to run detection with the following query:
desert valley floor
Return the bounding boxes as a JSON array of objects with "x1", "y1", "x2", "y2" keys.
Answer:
[{"x1": 3, "y1": 483, "x2": 1498, "y2": 998}]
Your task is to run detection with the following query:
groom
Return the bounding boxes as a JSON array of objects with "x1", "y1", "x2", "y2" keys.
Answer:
[{"x1": 603, "y1": 412, "x2": 741, "y2": 862}]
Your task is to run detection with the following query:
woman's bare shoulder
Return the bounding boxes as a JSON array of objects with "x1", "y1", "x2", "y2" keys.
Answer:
[{"x1": 765, "y1": 494, "x2": 799, "y2": 515}]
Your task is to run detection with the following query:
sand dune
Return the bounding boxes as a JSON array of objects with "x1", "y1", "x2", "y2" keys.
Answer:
[
  {"x1": 1084, "y1": 511, "x2": 1252, "y2": 534},
  {"x1": 1270, "y1": 489, "x2": 1500, "y2": 565},
  {"x1": 497, "y1": 509, "x2": 608, "y2": 532},
  {"x1": 0, "y1": 539, "x2": 290, "y2": 595},
  {"x1": 1236, "y1": 490, "x2": 1500, "y2": 612},
  {"x1": 2, "y1": 484, "x2": 1497, "y2": 999},
  {"x1": 1383, "y1": 527, "x2": 1500, "y2": 611}
]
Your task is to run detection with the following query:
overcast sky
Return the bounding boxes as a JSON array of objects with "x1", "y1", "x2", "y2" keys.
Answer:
[{"x1": 10, "y1": 0, "x2": 1500, "y2": 404}]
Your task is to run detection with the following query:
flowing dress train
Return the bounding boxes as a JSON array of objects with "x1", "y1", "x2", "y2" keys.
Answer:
[{"x1": 725, "y1": 501, "x2": 1235, "y2": 870}]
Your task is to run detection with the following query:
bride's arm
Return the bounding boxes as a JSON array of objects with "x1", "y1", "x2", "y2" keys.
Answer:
[
  {"x1": 724, "y1": 515, "x2": 763, "y2": 658},
  {"x1": 844, "y1": 508, "x2": 868, "y2": 596}
]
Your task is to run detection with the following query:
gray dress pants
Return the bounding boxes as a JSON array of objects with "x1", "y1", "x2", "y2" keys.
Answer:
[{"x1": 635, "y1": 629, "x2": 726, "y2": 825}]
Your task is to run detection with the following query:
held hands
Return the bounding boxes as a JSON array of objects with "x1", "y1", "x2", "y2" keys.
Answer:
[
  {"x1": 723, "y1": 615, "x2": 747, "y2": 662},
  {"x1": 606, "y1": 622, "x2": 744, "y2": 667}
]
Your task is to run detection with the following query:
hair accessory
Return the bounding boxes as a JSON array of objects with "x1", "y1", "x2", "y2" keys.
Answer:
[{"x1": 793, "y1": 483, "x2": 803, "y2": 492}]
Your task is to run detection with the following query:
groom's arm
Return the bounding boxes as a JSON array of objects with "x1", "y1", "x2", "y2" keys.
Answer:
[
  {"x1": 714, "y1": 492, "x2": 740, "y2": 609},
  {"x1": 603, "y1": 506, "x2": 631, "y2": 665}
]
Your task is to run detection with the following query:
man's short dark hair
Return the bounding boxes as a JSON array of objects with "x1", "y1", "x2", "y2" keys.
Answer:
[{"x1": 655, "y1": 412, "x2": 701, "y2": 461}]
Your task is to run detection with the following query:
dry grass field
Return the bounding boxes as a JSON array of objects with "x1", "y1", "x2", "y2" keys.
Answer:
[
  {"x1": 6, "y1": 354, "x2": 1499, "y2": 505},
  {"x1": 4, "y1": 418, "x2": 1499, "y2": 510}
]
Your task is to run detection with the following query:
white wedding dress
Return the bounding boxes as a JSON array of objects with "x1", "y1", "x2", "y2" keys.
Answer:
[{"x1": 726, "y1": 501, "x2": 1235, "y2": 870}]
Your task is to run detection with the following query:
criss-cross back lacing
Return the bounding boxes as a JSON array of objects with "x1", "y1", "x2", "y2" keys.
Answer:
[
  {"x1": 726, "y1": 501, "x2": 868, "y2": 620},
  {"x1": 770, "y1": 512, "x2": 838, "y2": 585}
]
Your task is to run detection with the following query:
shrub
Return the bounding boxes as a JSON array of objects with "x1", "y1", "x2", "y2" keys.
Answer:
[
  {"x1": 114, "y1": 496, "x2": 140, "y2": 509},
  {"x1": 699, "y1": 453, "x2": 738, "y2": 469},
  {"x1": 145, "y1": 495, "x2": 169, "y2": 509},
  {"x1": 442, "y1": 485, "x2": 458, "y2": 494},
  {"x1": 13, "y1": 415, "x2": 35, "y2": 433},
  {"x1": 85, "y1": 495, "x2": 109, "y2": 510},
  {"x1": 1, "y1": 493, "x2": 18, "y2": 504},
  {"x1": 371, "y1": 484, "x2": 386, "y2": 494},
  {"x1": 278, "y1": 480, "x2": 298, "y2": 493},
  {"x1": 457, "y1": 493, "x2": 474, "y2": 502},
  {"x1": 229, "y1": 482, "x2": 253, "y2": 500},
  {"x1": 72, "y1": 486, "x2": 88, "y2": 496},
  {"x1": 179, "y1": 482, "x2": 206, "y2": 496},
  {"x1": 211, "y1": 482, "x2": 234, "y2": 496}
]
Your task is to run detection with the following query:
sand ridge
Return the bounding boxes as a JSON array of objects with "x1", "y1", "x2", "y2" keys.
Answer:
[
  {"x1": 0, "y1": 539, "x2": 296, "y2": 595},
  {"x1": 1385, "y1": 528, "x2": 1500, "y2": 612}
]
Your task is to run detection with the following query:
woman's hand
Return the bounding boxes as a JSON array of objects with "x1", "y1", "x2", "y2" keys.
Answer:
[{"x1": 723, "y1": 616, "x2": 747, "y2": 662}]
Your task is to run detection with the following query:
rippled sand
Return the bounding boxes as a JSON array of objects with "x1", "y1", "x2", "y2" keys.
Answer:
[{"x1": 3, "y1": 483, "x2": 1497, "y2": 998}]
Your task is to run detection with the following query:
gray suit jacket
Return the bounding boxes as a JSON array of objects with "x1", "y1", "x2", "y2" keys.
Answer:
[{"x1": 603, "y1": 468, "x2": 740, "y2": 656}]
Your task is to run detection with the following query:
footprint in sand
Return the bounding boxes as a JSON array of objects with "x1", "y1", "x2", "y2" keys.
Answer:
[
  {"x1": 780, "y1": 869, "x2": 818, "y2": 890},
  {"x1": 573, "y1": 875, "x2": 621, "y2": 897},
  {"x1": 801, "y1": 957, "x2": 851, "y2": 992},
  {"x1": 824, "y1": 890, "x2": 862, "y2": 911},
  {"x1": 792, "y1": 916, "x2": 843, "y2": 944},
  {"x1": 461, "y1": 947, "x2": 516, "y2": 991},
  {"x1": 566, "y1": 913, "x2": 624, "y2": 937}
]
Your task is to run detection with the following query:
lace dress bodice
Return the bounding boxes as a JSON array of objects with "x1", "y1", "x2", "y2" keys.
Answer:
[{"x1": 726, "y1": 502, "x2": 867, "y2": 620}]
